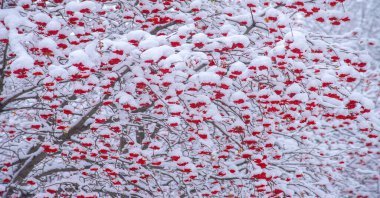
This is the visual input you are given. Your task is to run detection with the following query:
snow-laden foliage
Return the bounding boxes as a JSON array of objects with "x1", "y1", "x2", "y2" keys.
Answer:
[
  {"x1": 303, "y1": 1, "x2": 380, "y2": 195},
  {"x1": 0, "y1": 0, "x2": 379, "y2": 197},
  {"x1": 305, "y1": 0, "x2": 380, "y2": 111}
]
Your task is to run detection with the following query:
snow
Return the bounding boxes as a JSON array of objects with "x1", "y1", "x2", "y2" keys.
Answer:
[
  {"x1": 115, "y1": 92, "x2": 137, "y2": 106},
  {"x1": 66, "y1": 1, "x2": 98, "y2": 12},
  {"x1": 192, "y1": 33, "x2": 208, "y2": 43},
  {"x1": 1, "y1": 10, "x2": 34, "y2": 29},
  {"x1": 139, "y1": 37, "x2": 160, "y2": 51},
  {"x1": 49, "y1": 65, "x2": 69, "y2": 80},
  {"x1": 0, "y1": 27, "x2": 8, "y2": 40},
  {"x1": 250, "y1": 56, "x2": 272, "y2": 67},
  {"x1": 285, "y1": 30, "x2": 309, "y2": 52},
  {"x1": 190, "y1": 0, "x2": 202, "y2": 9},
  {"x1": 220, "y1": 23, "x2": 239, "y2": 36},
  {"x1": 229, "y1": 61, "x2": 247, "y2": 73},
  {"x1": 39, "y1": 37, "x2": 57, "y2": 51},
  {"x1": 321, "y1": 73, "x2": 337, "y2": 83},
  {"x1": 46, "y1": 21, "x2": 61, "y2": 31},
  {"x1": 190, "y1": 72, "x2": 220, "y2": 84},
  {"x1": 159, "y1": 54, "x2": 183, "y2": 67},
  {"x1": 10, "y1": 55, "x2": 34, "y2": 71},
  {"x1": 141, "y1": 45, "x2": 175, "y2": 62},
  {"x1": 125, "y1": 30, "x2": 150, "y2": 42},
  {"x1": 33, "y1": 13, "x2": 51, "y2": 24},
  {"x1": 68, "y1": 50, "x2": 94, "y2": 68},
  {"x1": 286, "y1": 83, "x2": 302, "y2": 94}
]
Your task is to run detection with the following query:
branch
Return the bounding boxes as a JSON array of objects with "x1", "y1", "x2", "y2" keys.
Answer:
[
  {"x1": 35, "y1": 166, "x2": 91, "y2": 179},
  {"x1": 0, "y1": 43, "x2": 8, "y2": 95},
  {"x1": 4, "y1": 68, "x2": 132, "y2": 196},
  {"x1": 150, "y1": 21, "x2": 177, "y2": 35}
]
